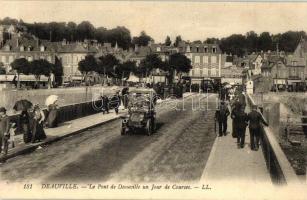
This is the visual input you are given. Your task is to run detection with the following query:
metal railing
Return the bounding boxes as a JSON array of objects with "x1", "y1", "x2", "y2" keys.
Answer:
[{"x1": 246, "y1": 94, "x2": 300, "y2": 185}]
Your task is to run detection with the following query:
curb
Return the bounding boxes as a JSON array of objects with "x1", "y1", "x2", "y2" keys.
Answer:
[{"x1": 1, "y1": 115, "x2": 122, "y2": 162}]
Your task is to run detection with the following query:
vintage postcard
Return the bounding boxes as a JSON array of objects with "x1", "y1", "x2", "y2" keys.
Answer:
[{"x1": 0, "y1": 0, "x2": 306, "y2": 199}]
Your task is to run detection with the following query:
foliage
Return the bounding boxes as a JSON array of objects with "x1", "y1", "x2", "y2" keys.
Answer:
[
  {"x1": 117, "y1": 60, "x2": 137, "y2": 79},
  {"x1": 53, "y1": 56, "x2": 64, "y2": 85},
  {"x1": 165, "y1": 36, "x2": 172, "y2": 46},
  {"x1": 78, "y1": 55, "x2": 98, "y2": 75},
  {"x1": 135, "y1": 54, "x2": 164, "y2": 77},
  {"x1": 28, "y1": 59, "x2": 53, "y2": 79},
  {"x1": 168, "y1": 53, "x2": 192, "y2": 73},
  {"x1": 1, "y1": 18, "x2": 133, "y2": 50},
  {"x1": 97, "y1": 54, "x2": 120, "y2": 77},
  {"x1": 11, "y1": 58, "x2": 30, "y2": 74},
  {"x1": 174, "y1": 35, "x2": 182, "y2": 47},
  {"x1": 132, "y1": 31, "x2": 153, "y2": 47}
]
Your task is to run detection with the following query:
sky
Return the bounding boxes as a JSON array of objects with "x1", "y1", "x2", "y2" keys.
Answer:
[{"x1": 1, "y1": 1, "x2": 307, "y2": 43}]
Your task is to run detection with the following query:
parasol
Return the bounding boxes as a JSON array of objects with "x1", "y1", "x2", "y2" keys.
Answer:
[
  {"x1": 45, "y1": 95, "x2": 59, "y2": 106},
  {"x1": 13, "y1": 99, "x2": 33, "y2": 111}
]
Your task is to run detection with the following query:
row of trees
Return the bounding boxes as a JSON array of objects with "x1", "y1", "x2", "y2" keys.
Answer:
[
  {"x1": 10, "y1": 57, "x2": 63, "y2": 88},
  {"x1": 78, "y1": 53, "x2": 192, "y2": 84},
  {"x1": 0, "y1": 17, "x2": 152, "y2": 50}
]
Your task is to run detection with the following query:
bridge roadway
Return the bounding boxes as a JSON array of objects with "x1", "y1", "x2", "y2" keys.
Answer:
[{"x1": 0, "y1": 93, "x2": 272, "y2": 185}]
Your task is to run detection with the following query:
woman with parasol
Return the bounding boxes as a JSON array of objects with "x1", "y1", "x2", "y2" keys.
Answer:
[
  {"x1": 13, "y1": 99, "x2": 33, "y2": 143},
  {"x1": 45, "y1": 95, "x2": 59, "y2": 128}
]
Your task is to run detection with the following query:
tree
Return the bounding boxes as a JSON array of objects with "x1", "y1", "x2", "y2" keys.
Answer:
[
  {"x1": 174, "y1": 35, "x2": 182, "y2": 47},
  {"x1": 137, "y1": 54, "x2": 164, "y2": 78},
  {"x1": 117, "y1": 60, "x2": 137, "y2": 82},
  {"x1": 78, "y1": 55, "x2": 98, "y2": 84},
  {"x1": 257, "y1": 32, "x2": 272, "y2": 51},
  {"x1": 52, "y1": 56, "x2": 64, "y2": 86},
  {"x1": 165, "y1": 36, "x2": 172, "y2": 46},
  {"x1": 132, "y1": 31, "x2": 153, "y2": 47},
  {"x1": 204, "y1": 38, "x2": 219, "y2": 44},
  {"x1": 28, "y1": 59, "x2": 53, "y2": 88},
  {"x1": 97, "y1": 54, "x2": 120, "y2": 84},
  {"x1": 0, "y1": 62, "x2": 5, "y2": 75},
  {"x1": 76, "y1": 21, "x2": 95, "y2": 41},
  {"x1": 245, "y1": 31, "x2": 258, "y2": 53},
  {"x1": 11, "y1": 58, "x2": 30, "y2": 89},
  {"x1": 168, "y1": 53, "x2": 192, "y2": 83}
]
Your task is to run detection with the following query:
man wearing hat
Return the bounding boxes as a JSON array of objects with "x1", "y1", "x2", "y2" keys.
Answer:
[
  {"x1": 215, "y1": 101, "x2": 230, "y2": 137},
  {"x1": 247, "y1": 105, "x2": 268, "y2": 151},
  {"x1": 0, "y1": 107, "x2": 10, "y2": 157}
]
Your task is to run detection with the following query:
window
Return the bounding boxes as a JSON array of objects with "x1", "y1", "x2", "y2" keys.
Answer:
[
  {"x1": 40, "y1": 46, "x2": 45, "y2": 52},
  {"x1": 27, "y1": 46, "x2": 32, "y2": 51},
  {"x1": 212, "y1": 46, "x2": 216, "y2": 53},
  {"x1": 27, "y1": 56, "x2": 33, "y2": 62},
  {"x1": 203, "y1": 56, "x2": 209, "y2": 64},
  {"x1": 47, "y1": 56, "x2": 52, "y2": 62},
  {"x1": 196, "y1": 47, "x2": 199, "y2": 53},
  {"x1": 211, "y1": 56, "x2": 217, "y2": 64},
  {"x1": 9, "y1": 55, "x2": 13, "y2": 63},
  {"x1": 194, "y1": 56, "x2": 200, "y2": 64},
  {"x1": 191, "y1": 69, "x2": 195, "y2": 76},
  {"x1": 204, "y1": 47, "x2": 208, "y2": 53},
  {"x1": 157, "y1": 47, "x2": 161, "y2": 52},
  {"x1": 5, "y1": 45, "x2": 10, "y2": 51},
  {"x1": 20, "y1": 46, "x2": 24, "y2": 51},
  {"x1": 1, "y1": 56, "x2": 5, "y2": 63}
]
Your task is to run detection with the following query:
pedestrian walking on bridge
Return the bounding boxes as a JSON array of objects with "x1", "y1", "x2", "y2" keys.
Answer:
[
  {"x1": 232, "y1": 106, "x2": 248, "y2": 148},
  {"x1": 247, "y1": 105, "x2": 268, "y2": 151},
  {"x1": 215, "y1": 101, "x2": 230, "y2": 137}
]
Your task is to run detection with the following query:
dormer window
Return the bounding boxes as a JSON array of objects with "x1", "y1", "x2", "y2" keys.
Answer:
[
  {"x1": 186, "y1": 45, "x2": 191, "y2": 52},
  {"x1": 20, "y1": 45, "x2": 24, "y2": 51},
  {"x1": 204, "y1": 46, "x2": 208, "y2": 53},
  {"x1": 27, "y1": 46, "x2": 32, "y2": 51},
  {"x1": 196, "y1": 47, "x2": 199, "y2": 53},
  {"x1": 157, "y1": 47, "x2": 161, "y2": 52},
  {"x1": 40, "y1": 45, "x2": 45, "y2": 52},
  {"x1": 212, "y1": 46, "x2": 217, "y2": 53}
]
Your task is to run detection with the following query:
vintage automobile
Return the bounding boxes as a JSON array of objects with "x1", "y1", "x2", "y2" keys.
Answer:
[{"x1": 121, "y1": 88, "x2": 157, "y2": 136}]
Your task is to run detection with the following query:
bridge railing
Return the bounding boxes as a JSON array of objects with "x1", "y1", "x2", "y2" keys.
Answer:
[{"x1": 246, "y1": 94, "x2": 300, "y2": 185}]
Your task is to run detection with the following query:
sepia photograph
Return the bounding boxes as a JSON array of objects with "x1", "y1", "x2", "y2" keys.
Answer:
[{"x1": 0, "y1": 0, "x2": 306, "y2": 199}]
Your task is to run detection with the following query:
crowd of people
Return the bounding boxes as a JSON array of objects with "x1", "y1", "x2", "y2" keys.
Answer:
[
  {"x1": 215, "y1": 87, "x2": 268, "y2": 150},
  {"x1": 0, "y1": 101, "x2": 59, "y2": 160}
]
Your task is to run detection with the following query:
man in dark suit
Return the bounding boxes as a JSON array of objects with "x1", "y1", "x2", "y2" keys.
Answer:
[
  {"x1": 247, "y1": 105, "x2": 268, "y2": 151},
  {"x1": 232, "y1": 106, "x2": 248, "y2": 148},
  {"x1": 0, "y1": 107, "x2": 10, "y2": 157},
  {"x1": 215, "y1": 101, "x2": 230, "y2": 137}
]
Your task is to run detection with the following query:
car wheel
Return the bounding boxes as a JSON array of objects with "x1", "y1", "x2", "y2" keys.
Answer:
[{"x1": 145, "y1": 120, "x2": 152, "y2": 136}]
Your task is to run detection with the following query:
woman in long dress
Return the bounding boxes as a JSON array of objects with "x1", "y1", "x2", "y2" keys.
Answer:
[
  {"x1": 31, "y1": 105, "x2": 46, "y2": 143},
  {"x1": 46, "y1": 103, "x2": 58, "y2": 128},
  {"x1": 20, "y1": 109, "x2": 31, "y2": 143}
]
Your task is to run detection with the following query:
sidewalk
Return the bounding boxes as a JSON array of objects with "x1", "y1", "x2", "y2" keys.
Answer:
[
  {"x1": 2, "y1": 110, "x2": 125, "y2": 162},
  {"x1": 201, "y1": 105, "x2": 272, "y2": 184}
]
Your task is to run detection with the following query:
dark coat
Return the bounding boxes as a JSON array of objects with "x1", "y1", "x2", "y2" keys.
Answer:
[
  {"x1": 0, "y1": 115, "x2": 10, "y2": 136},
  {"x1": 248, "y1": 110, "x2": 268, "y2": 129},
  {"x1": 215, "y1": 104, "x2": 230, "y2": 122},
  {"x1": 232, "y1": 111, "x2": 248, "y2": 130}
]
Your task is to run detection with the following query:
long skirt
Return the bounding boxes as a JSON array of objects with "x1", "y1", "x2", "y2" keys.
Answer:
[
  {"x1": 22, "y1": 123, "x2": 32, "y2": 143},
  {"x1": 46, "y1": 109, "x2": 58, "y2": 128},
  {"x1": 31, "y1": 120, "x2": 46, "y2": 142}
]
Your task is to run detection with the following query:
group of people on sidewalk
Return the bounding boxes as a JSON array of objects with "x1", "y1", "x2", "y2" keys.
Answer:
[
  {"x1": 0, "y1": 102, "x2": 59, "y2": 160},
  {"x1": 215, "y1": 89, "x2": 268, "y2": 150}
]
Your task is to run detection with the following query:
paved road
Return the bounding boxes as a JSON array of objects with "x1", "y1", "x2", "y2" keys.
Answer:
[{"x1": 0, "y1": 94, "x2": 218, "y2": 183}]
